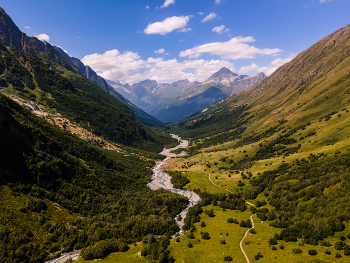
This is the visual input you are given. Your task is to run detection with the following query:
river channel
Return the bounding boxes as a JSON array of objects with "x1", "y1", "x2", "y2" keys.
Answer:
[{"x1": 147, "y1": 134, "x2": 201, "y2": 235}]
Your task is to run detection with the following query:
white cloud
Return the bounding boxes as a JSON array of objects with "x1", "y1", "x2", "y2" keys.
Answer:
[
  {"x1": 144, "y1": 16, "x2": 192, "y2": 35},
  {"x1": 146, "y1": 5, "x2": 150, "y2": 9},
  {"x1": 212, "y1": 25, "x2": 229, "y2": 34},
  {"x1": 320, "y1": 0, "x2": 333, "y2": 2},
  {"x1": 179, "y1": 36, "x2": 283, "y2": 60},
  {"x1": 178, "y1": 28, "x2": 192, "y2": 33},
  {"x1": 238, "y1": 54, "x2": 296, "y2": 75},
  {"x1": 82, "y1": 49, "x2": 235, "y2": 84},
  {"x1": 160, "y1": 0, "x2": 175, "y2": 8},
  {"x1": 198, "y1": 12, "x2": 204, "y2": 15},
  {"x1": 25, "y1": 26, "x2": 31, "y2": 29},
  {"x1": 155, "y1": 48, "x2": 165, "y2": 54},
  {"x1": 215, "y1": 0, "x2": 221, "y2": 5},
  {"x1": 35, "y1": 34, "x2": 50, "y2": 42},
  {"x1": 201, "y1": 12, "x2": 217, "y2": 22}
]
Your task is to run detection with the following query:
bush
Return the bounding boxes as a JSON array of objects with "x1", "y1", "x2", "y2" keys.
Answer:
[
  {"x1": 201, "y1": 221, "x2": 206, "y2": 227},
  {"x1": 272, "y1": 246, "x2": 277, "y2": 250},
  {"x1": 254, "y1": 252, "x2": 263, "y2": 260},
  {"x1": 224, "y1": 255, "x2": 233, "y2": 261},
  {"x1": 175, "y1": 237, "x2": 180, "y2": 243},
  {"x1": 325, "y1": 249, "x2": 331, "y2": 255},
  {"x1": 187, "y1": 232, "x2": 195, "y2": 239},
  {"x1": 292, "y1": 248, "x2": 302, "y2": 254},
  {"x1": 227, "y1": 218, "x2": 233, "y2": 223},
  {"x1": 279, "y1": 244, "x2": 284, "y2": 249},
  {"x1": 201, "y1": 232, "x2": 210, "y2": 240},
  {"x1": 308, "y1": 249, "x2": 317, "y2": 255},
  {"x1": 233, "y1": 218, "x2": 239, "y2": 224},
  {"x1": 335, "y1": 253, "x2": 342, "y2": 258},
  {"x1": 239, "y1": 220, "x2": 246, "y2": 227},
  {"x1": 249, "y1": 229, "x2": 256, "y2": 234},
  {"x1": 269, "y1": 238, "x2": 278, "y2": 245},
  {"x1": 205, "y1": 209, "x2": 215, "y2": 217},
  {"x1": 187, "y1": 242, "x2": 193, "y2": 248},
  {"x1": 220, "y1": 240, "x2": 226, "y2": 245},
  {"x1": 320, "y1": 241, "x2": 332, "y2": 247}
]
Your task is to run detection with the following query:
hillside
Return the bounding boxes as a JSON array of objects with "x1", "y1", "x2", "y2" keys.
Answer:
[
  {"x1": 0, "y1": 92, "x2": 187, "y2": 263},
  {"x1": 148, "y1": 23, "x2": 350, "y2": 262},
  {"x1": 0, "y1": 7, "x2": 170, "y2": 151},
  {"x1": 53, "y1": 46, "x2": 163, "y2": 126}
]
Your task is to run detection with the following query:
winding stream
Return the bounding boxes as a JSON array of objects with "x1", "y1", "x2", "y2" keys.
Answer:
[{"x1": 148, "y1": 134, "x2": 201, "y2": 235}]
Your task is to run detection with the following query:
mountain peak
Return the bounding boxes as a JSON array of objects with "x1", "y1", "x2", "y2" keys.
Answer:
[{"x1": 209, "y1": 67, "x2": 238, "y2": 79}]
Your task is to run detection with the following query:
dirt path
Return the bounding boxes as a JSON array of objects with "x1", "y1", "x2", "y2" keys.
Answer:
[
  {"x1": 239, "y1": 215, "x2": 255, "y2": 263},
  {"x1": 201, "y1": 150, "x2": 256, "y2": 263}
]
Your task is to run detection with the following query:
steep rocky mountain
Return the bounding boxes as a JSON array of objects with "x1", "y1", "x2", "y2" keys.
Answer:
[
  {"x1": 53, "y1": 46, "x2": 163, "y2": 126},
  {"x1": 107, "y1": 68, "x2": 265, "y2": 123},
  {"x1": 0, "y1": 7, "x2": 169, "y2": 150}
]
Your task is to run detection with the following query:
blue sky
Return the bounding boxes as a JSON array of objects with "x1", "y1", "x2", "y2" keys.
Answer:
[{"x1": 2, "y1": 0, "x2": 350, "y2": 84}]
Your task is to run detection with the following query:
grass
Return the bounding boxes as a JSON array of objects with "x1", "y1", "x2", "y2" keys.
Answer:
[{"x1": 167, "y1": 204, "x2": 251, "y2": 263}]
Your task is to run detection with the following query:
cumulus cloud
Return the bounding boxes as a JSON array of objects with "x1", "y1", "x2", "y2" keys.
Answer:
[
  {"x1": 144, "y1": 16, "x2": 192, "y2": 35},
  {"x1": 82, "y1": 49, "x2": 234, "y2": 84},
  {"x1": 178, "y1": 28, "x2": 192, "y2": 33},
  {"x1": 25, "y1": 26, "x2": 31, "y2": 29},
  {"x1": 320, "y1": 0, "x2": 333, "y2": 2},
  {"x1": 146, "y1": 5, "x2": 150, "y2": 9},
  {"x1": 201, "y1": 12, "x2": 217, "y2": 22},
  {"x1": 238, "y1": 54, "x2": 296, "y2": 75},
  {"x1": 155, "y1": 48, "x2": 165, "y2": 54},
  {"x1": 35, "y1": 34, "x2": 50, "y2": 42},
  {"x1": 215, "y1": 0, "x2": 221, "y2": 4},
  {"x1": 179, "y1": 36, "x2": 283, "y2": 60},
  {"x1": 198, "y1": 12, "x2": 204, "y2": 15},
  {"x1": 160, "y1": 0, "x2": 175, "y2": 8},
  {"x1": 212, "y1": 25, "x2": 229, "y2": 34}
]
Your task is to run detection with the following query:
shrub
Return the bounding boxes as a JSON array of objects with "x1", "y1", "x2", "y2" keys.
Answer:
[
  {"x1": 249, "y1": 229, "x2": 256, "y2": 234},
  {"x1": 254, "y1": 252, "x2": 263, "y2": 260},
  {"x1": 292, "y1": 248, "x2": 302, "y2": 254},
  {"x1": 269, "y1": 238, "x2": 278, "y2": 245},
  {"x1": 320, "y1": 241, "x2": 331, "y2": 247},
  {"x1": 187, "y1": 232, "x2": 195, "y2": 239},
  {"x1": 201, "y1": 232, "x2": 210, "y2": 240},
  {"x1": 205, "y1": 209, "x2": 215, "y2": 217},
  {"x1": 233, "y1": 218, "x2": 239, "y2": 224},
  {"x1": 220, "y1": 240, "x2": 226, "y2": 245},
  {"x1": 175, "y1": 237, "x2": 180, "y2": 243},
  {"x1": 239, "y1": 220, "x2": 246, "y2": 227},
  {"x1": 201, "y1": 221, "x2": 206, "y2": 227},
  {"x1": 308, "y1": 249, "x2": 317, "y2": 255},
  {"x1": 272, "y1": 246, "x2": 277, "y2": 250},
  {"x1": 224, "y1": 255, "x2": 233, "y2": 261},
  {"x1": 335, "y1": 253, "x2": 342, "y2": 258},
  {"x1": 279, "y1": 244, "x2": 284, "y2": 249},
  {"x1": 227, "y1": 218, "x2": 233, "y2": 223},
  {"x1": 325, "y1": 249, "x2": 331, "y2": 255},
  {"x1": 340, "y1": 236, "x2": 346, "y2": 241},
  {"x1": 187, "y1": 242, "x2": 193, "y2": 248}
]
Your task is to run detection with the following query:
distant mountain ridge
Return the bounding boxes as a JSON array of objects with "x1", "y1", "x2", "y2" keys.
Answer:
[
  {"x1": 108, "y1": 67, "x2": 266, "y2": 122},
  {"x1": 53, "y1": 46, "x2": 163, "y2": 126}
]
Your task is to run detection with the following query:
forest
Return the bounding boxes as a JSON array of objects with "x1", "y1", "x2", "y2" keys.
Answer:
[{"x1": 0, "y1": 93, "x2": 188, "y2": 263}]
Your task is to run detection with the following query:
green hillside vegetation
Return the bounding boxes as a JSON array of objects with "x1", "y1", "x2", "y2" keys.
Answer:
[
  {"x1": 0, "y1": 93, "x2": 188, "y2": 263},
  {"x1": 141, "y1": 24, "x2": 350, "y2": 262},
  {"x1": 0, "y1": 42, "x2": 173, "y2": 151}
]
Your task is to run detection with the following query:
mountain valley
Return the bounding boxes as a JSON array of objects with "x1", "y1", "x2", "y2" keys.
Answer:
[{"x1": 1, "y1": 4, "x2": 350, "y2": 263}]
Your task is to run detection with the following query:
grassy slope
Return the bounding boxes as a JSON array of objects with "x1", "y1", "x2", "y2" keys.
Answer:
[{"x1": 109, "y1": 24, "x2": 350, "y2": 263}]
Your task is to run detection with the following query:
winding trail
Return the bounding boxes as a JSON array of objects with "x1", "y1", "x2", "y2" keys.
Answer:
[
  {"x1": 239, "y1": 215, "x2": 255, "y2": 263},
  {"x1": 148, "y1": 134, "x2": 201, "y2": 234},
  {"x1": 201, "y1": 150, "x2": 256, "y2": 262}
]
